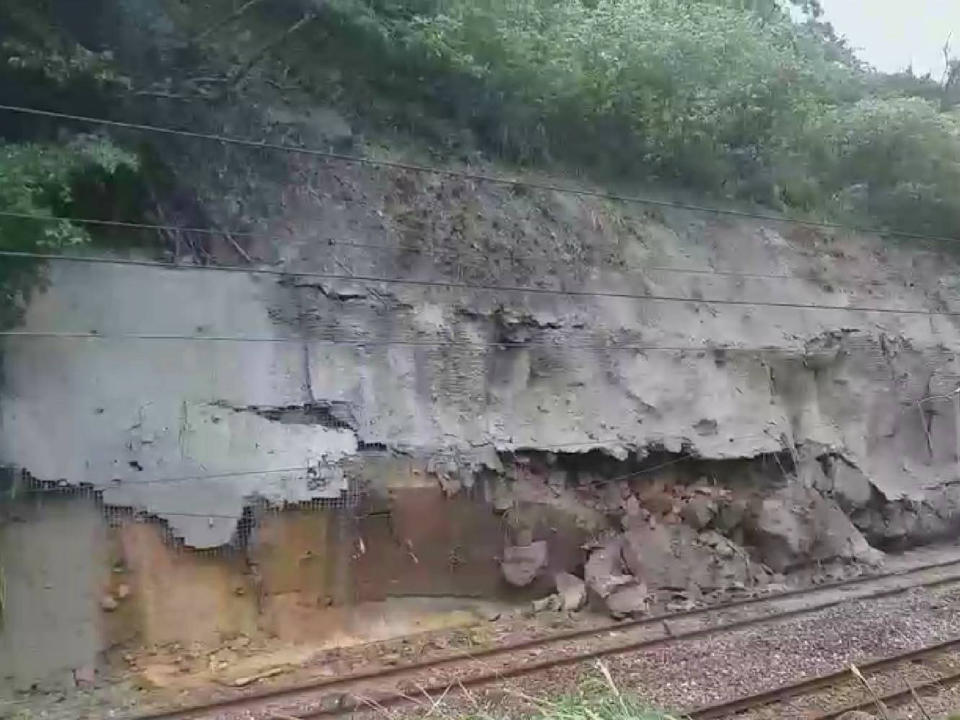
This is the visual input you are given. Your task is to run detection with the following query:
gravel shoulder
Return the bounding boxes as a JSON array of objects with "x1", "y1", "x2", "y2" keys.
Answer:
[{"x1": 355, "y1": 582, "x2": 960, "y2": 720}]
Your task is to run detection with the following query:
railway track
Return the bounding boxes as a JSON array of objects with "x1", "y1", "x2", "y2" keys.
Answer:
[
  {"x1": 688, "y1": 636, "x2": 960, "y2": 719},
  {"x1": 133, "y1": 557, "x2": 960, "y2": 720}
]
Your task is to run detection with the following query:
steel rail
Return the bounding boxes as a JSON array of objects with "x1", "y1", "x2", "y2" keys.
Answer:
[
  {"x1": 688, "y1": 636, "x2": 960, "y2": 719},
  {"x1": 812, "y1": 667, "x2": 960, "y2": 720},
  {"x1": 131, "y1": 556, "x2": 960, "y2": 720}
]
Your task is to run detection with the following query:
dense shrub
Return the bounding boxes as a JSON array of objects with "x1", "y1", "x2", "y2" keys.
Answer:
[
  {"x1": 0, "y1": 138, "x2": 139, "y2": 328},
  {"x1": 298, "y1": 0, "x2": 960, "y2": 236}
]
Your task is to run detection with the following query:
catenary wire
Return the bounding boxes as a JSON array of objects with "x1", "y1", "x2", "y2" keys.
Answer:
[
  {"x1": 2, "y1": 103, "x2": 959, "y2": 247},
  {"x1": 19, "y1": 438, "x2": 701, "y2": 490},
  {"x1": 0, "y1": 248, "x2": 952, "y2": 317},
  {"x1": 0, "y1": 244, "x2": 806, "y2": 284},
  {"x1": 0, "y1": 210, "x2": 819, "y2": 283},
  {"x1": 24, "y1": 436, "x2": 723, "y2": 489},
  {"x1": 24, "y1": 432, "x2": 780, "y2": 519}
]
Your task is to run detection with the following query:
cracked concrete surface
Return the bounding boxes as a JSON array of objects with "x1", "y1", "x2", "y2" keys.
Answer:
[{"x1": 4, "y1": 143, "x2": 960, "y2": 547}]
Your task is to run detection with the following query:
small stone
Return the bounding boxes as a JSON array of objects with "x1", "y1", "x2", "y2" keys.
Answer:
[
  {"x1": 116, "y1": 583, "x2": 131, "y2": 600},
  {"x1": 531, "y1": 594, "x2": 560, "y2": 613},
  {"x1": 100, "y1": 594, "x2": 119, "y2": 612},
  {"x1": 73, "y1": 665, "x2": 96, "y2": 687},
  {"x1": 624, "y1": 495, "x2": 642, "y2": 517}
]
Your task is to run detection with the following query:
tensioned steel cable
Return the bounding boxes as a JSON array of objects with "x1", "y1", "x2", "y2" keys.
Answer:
[
  {"x1": 0, "y1": 212, "x2": 813, "y2": 283},
  {"x1": 0, "y1": 332, "x2": 911, "y2": 352},
  {"x1": 23, "y1": 432, "x2": 780, "y2": 517},
  {"x1": 0, "y1": 210, "x2": 816, "y2": 282},
  {"x1": 0, "y1": 252, "x2": 952, "y2": 317},
  {"x1": 0, "y1": 244, "x2": 807, "y2": 284},
  {"x1": 2, "y1": 103, "x2": 959, "y2": 247}
]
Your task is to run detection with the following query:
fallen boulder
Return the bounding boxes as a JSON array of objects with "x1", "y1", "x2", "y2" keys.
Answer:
[
  {"x1": 622, "y1": 523, "x2": 752, "y2": 593},
  {"x1": 501, "y1": 540, "x2": 548, "y2": 587},
  {"x1": 744, "y1": 484, "x2": 881, "y2": 572},
  {"x1": 825, "y1": 457, "x2": 874, "y2": 511}
]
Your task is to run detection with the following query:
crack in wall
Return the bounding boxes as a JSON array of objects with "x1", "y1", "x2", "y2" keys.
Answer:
[{"x1": 210, "y1": 401, "x2": 357, "y2": 430}]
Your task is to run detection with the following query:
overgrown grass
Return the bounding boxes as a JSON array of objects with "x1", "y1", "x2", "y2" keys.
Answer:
[{"x1": 383, "y1": 662, "x2": 680, "y2": 720}]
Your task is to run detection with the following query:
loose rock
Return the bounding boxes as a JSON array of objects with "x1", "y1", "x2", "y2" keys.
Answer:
[
  {"x1": 605, "y1": 582, "x2": 649, "y2": 618},
  {"x1": 827, "y1": 457, "x2": 874, "y2": 511},
  {"x1": 585, "y1": 538, "x2": 631, "y2": 598},
  {"x1": 531, "y1": 594, "x2": 561, "y2": 613},
  {"x1": 623, "y1": 523, "x2": 752, "y2": 592},
  {"x1": 100, "y1": 594, "x2": 119, "y2": 612},
  {"x1": 744, "y1": 484, "x2": 881, "y2": 572},
  {"x1": 682, "y1": 496, "x2": 716, "y2": 530},
  {"x1": 554, "y1": 572, "x2": 587, "y2": 611},
  {"x1": 714, "y1": 499, "x2": 747, "y2": 532}
]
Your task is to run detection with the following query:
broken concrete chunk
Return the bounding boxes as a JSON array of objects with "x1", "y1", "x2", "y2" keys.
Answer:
[
  {"x1": 826, "y1": 457, "x2": 874, "y2": 511},
  {"x1": 681, "y1": 496, "x2": 716, "y2": 530},
  {"x1": 605, "y1": 582, "x2": 649, "y2": 618},
  {"x1": 585, "y1": 537, "x2": 626, "y2": 598},
  {"x1": 554, "y1": 572, "x2": 587, "y2": 611},
  {"x1": 745, "y1": 495, "x2": 809, "y2": 573},
  {"x1": 744, "y1": 484, "x2": 881, "y2": 572},
  {"x1": 623, "y1": 522, "x2": 753, "y2": 593},
  {"x1": 501, "y1": 540, "x2": 548, "y2": 587},
  {"x1": 714, "y1": 499, "x2": 747, "y2": 532}
]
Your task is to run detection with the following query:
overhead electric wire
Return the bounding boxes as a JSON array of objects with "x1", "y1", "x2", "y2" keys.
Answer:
[
  {"x1": 0, "y1": 253, "x2": 954, "y2": 316},
  {"x1": 0, "y1": 330, "x2": 800, "y2": 352},
  {"x1": 0, "y1": 210, "x2": 809, "y2": 283},
  {"x1": 2, "y1": 103, "x2": 959, "y2": 247},
  {"x1": 24, "y1": 436, "x2": 761, "y2": 490},
  {"x1": 25, "y1": 432, "x2": 781, "y2": 520},
  {"x1": 0, "y1": 243, "x2": 804, "y2": 284}
]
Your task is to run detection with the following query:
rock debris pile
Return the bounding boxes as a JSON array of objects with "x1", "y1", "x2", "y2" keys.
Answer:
[{"x1": 493, "y1": 452, "x2": 885, "y2": 619}]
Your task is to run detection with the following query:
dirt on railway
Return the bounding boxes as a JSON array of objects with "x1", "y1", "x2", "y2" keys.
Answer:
[
  {"x1": 345, "y1": 566, "x2": 960, "y2": 720},
  {"x1": 114, "y1": 549, "x2": 960, "y2": 720}
]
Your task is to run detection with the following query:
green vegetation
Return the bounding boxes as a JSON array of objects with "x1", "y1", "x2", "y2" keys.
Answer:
[
  {"x1": 0, "y1": 1, "x2": 146, "y2": 331},
  {"x1": 434, "y1": 666, "x2": 679, "y2": 720},
  {"x1": 271, "y1": 0, "x2": 960, "y2": 236},
  {"x1": 0, "y1": 138, "x2": 139, "y2": 328}
]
